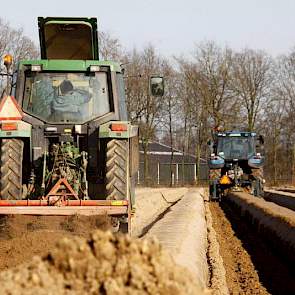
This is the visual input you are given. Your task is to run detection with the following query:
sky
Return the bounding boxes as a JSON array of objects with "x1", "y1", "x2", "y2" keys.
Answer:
[{"x1": 3, "y1": 0, "x2": 295, "y2": 58}]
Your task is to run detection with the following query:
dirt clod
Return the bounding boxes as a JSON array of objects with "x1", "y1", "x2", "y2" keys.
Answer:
[{"x1": 0, "y1": 230, "x2": 204, "y2": 295}]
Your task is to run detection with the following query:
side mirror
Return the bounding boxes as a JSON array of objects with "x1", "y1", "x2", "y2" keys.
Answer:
[
  {"x1": 207, "y1": 140, "x2": 211, "y2": 146},
  {"x1": 150, "y1": 76, "x2": 164, "y2": 97}
]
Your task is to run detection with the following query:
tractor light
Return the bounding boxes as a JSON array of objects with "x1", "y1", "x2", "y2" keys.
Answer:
[
  {"x1": 89, "y1": 65, "x2": 100, "y2": 72},
  {"x1": 1, "y1": 122, "x2": 17, "y2": 131},
  {"x1": 210, "y1": 153, "x2": 220, "y2": 160},
  {"x1": 75, "y1": 125, "x2": 82, "y2": 134},
  {"x1": 31, "y1": 65, "x2": 42, "y2": 72},
  {"x1": 111, "y1": 123, "x2": 127, "y2": 132},
  {"x1": 64, "y1": 128, "x2": 72, "y2": 134},
  {"x1": 3, "y1": 54, "x2": 13, "y2": 67},
  {"x1": 45, "y1": 127, "x2": 57, "y2": 132},
  {"x1": 111, "y1": 200, "x2": 128, "y2": 206},
  {"x1": 220, "y1": 175, "x2": 231, "y2": 185}
]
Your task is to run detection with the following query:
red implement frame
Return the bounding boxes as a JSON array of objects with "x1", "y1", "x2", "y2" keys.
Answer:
[
  {"x1": 0, "y1": 179, "x2": 129, "y2": 216},
  {"x1": 0, "y1": 199, "x2": 128, "y2": 216}
]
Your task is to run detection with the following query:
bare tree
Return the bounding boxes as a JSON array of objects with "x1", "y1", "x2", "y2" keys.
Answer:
[
  {"x1": 159, "y1": 61, "x2": 181, "y2": 185},
  {"x1": 176, "y1": 42, "x2": 236, "y2": 182},
  {"x1": 0, "y1": 18, "x2": 38, "y2": 95},
  {"x1": 191, "y1": 42, "x2": 237, "y2": 129},
  {"x1": 267, "y1": 50, "x2": 295, "y2": 184},
  {"x1": 231, "y1": 49, "x2": 273, "y2": 131},
  {"x1": 176, "y1": 59, "x2": 206, "y2": 183},
  {"x1": 98, "y1": 31, "x2": 122, "y2": 61},
  {"x1": 124, "y1": 45, "x2": 165, "y2": 185}
]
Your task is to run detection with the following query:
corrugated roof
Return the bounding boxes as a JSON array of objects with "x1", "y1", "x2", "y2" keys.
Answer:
[{"x1": 139, "y1": 141, "x2": 207, "y2": 164}]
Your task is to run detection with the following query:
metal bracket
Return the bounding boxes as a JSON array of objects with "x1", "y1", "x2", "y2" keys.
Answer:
[{"x1": 45, "y1": 178, "x2": 79, "y2": 205}]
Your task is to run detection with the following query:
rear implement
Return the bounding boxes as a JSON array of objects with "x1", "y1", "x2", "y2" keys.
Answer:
[{"x1": 0, "y1": 200, "x2": 128, "y2": 216}]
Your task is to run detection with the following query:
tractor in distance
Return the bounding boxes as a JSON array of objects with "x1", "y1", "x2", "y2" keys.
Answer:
[
  {"x1": 208, "y1": 130, "x2": 265, "y2": 201},
  {"x1": 0, "y1": 17, "x2": 164, "y2": 233}
]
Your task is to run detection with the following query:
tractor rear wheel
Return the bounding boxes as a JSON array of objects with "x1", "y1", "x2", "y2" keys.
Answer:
[
  {"x1": 0, "y1": 139, "x2": 24, "y2": 200},
  {"x1": 252, "y1": 179, "x2": 264, "y2": 197},
  {"x1": 106, "y1": 139, "x2": 128, "y2": 200},
  {"x1": 209, "y1": 169, "x2": 221, "y2": 201},
  {"x1": 252, "y1": 168, "x2": 264, "y2": 197}
]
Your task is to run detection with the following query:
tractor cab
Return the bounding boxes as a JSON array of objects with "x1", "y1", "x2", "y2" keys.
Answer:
[
  {"x1": 21, "y1": 66, "x2": 112, "y2": 124},
  {"x1": 18, "y1": 17, "x2": 112, "y2": 125},
  {"x1": 215, "y1": 131, "x2": 257, "y2": 161},
  {"x1": 209, "y1": 131, "x2": 264, "y2": 169}
]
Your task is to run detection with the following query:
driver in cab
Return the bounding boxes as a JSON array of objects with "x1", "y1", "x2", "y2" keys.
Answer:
[{"x1": 50, "y1": 80, "x2": 91, "y2": 121}]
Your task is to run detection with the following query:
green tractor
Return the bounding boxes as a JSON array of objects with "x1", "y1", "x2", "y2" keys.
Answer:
[{"x1": 0, "y1": 17, "x2": 164, "y2": 233}]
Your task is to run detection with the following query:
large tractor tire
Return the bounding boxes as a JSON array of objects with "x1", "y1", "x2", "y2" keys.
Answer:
[
  {"x1": 209, "y1": 182, "x2": 219, "y2": 201},
  {"x1": 0, "y1": 139, "x2": 24, "y2": 200},
  {"x1": 209, "y1": 169, "x2": 221, "y2": 201},
  {"x1": 252, "y1": 179, "x2": 263, "y2": 197},
  {"x1": 106, "y1": 139, "x2": 128, "y2": 200},
  {"x1": 251, "y1": 168, "x2": 264, "y2": 197}
]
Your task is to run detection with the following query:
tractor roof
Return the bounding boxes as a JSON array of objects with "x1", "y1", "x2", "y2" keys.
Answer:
[
  {"x1": 19, "y1": 17, "x2": 122, "y2": 72},
  {"x1": 38, "y1": 17, "x2": 99, "y2": 60}
]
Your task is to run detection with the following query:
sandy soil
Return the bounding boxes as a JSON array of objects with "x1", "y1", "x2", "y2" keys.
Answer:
[
  {"x1": 0, "y1": 215, "x2": 110, "y2": 270},
  {"x1": 210, "y1": 201, "x2": 295, "y2": 295},
  {"x1": 0, "y1": 230, "x2": 204, "y2": 295},
  {"x1": 132, "y1": 187, "x2": 188, "y2": 237},
  {"x1": 204, "y1": 201, "x2": 229, "y2": 295},
  {"x1": 0, "y1": 187, "x2": 187, "y2": 270},
  {"x1": 263, "y1": 189, "x2": 295, "y2": 211},
  {"x1": 209, "y1": 202, "x2": 269, "y2": 295},
  {"x1": 2, "y1": 187, "x2": 293, "y2": 294},
  {"x1": 143, "y1": 188, "x2": 209, "y2": 289}
]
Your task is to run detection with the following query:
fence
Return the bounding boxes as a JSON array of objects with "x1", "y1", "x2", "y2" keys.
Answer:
[{"x1": 137, "y1": 162, "x2": 209, "y2": 186}]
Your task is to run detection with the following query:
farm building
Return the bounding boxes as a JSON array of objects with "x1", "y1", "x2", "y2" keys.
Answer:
[{"x1": 138, "y1": 142, "x2": 208, "y2": 186}]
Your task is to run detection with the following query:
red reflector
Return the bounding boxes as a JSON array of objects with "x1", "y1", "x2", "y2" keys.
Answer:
[
  {"x1": 0, "y1": 96, "x2": 22, "y2": 120},
  {"x1": 111, "y1": 123, "x2": 127, "y2": 131},
  {"x1": 1, "y1": 122, "x2": 17, "y2": 131}
]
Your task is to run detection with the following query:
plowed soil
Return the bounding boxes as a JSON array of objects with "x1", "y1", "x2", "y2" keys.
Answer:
[
  {"x1": 0, "y1": 230, "x2": 204, "y2": 295},
  {"x1": 0, "y1": 215, "x2": 110, "y2": 270},
  {"x1": 210, "y1": 202, "x2": 295, "y2": 295},
  {"x1": 0, "y1": 188, "x2": 190, "y2": 273},
  {"x1": 0, "y1": 188, "x2": 207, "y2": 294}
]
